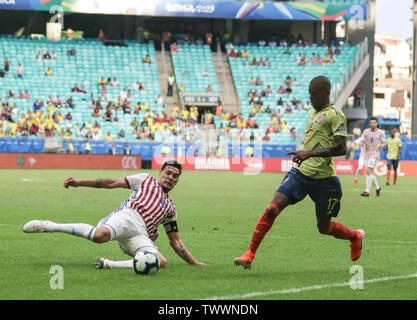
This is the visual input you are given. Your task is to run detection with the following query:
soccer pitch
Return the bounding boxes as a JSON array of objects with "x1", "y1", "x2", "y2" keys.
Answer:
[{"x1": 1, "y1": 169, "x2": 416, "y2": 300}]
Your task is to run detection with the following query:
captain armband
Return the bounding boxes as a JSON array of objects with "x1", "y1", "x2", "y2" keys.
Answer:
[{"x1": 163, "y1": 221, "x2": 178, "y2": 234}]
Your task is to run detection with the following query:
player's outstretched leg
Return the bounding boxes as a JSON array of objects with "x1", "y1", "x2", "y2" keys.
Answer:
[
  {"x1": 234, "y1": 200, "x2": 283, "y2": 270},
  {"x1": 23, "y1": 220, "x2": 101, "y2": 242}
]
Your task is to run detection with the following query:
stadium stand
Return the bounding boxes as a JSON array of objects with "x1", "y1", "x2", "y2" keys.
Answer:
[
  {"x1": 217, "y1": 40, "x2": 360, "y2": 144},
  {"x1": 0, "y1": 34, "x2": 202, "y2": 143},
  {"x1": 171, "y1": 43, "x2": 220, "y2": 95}
]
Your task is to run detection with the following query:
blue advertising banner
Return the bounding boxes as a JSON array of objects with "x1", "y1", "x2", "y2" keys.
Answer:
[{"x1": 0, "y1": 0, "x2": 368, "y2": 21}]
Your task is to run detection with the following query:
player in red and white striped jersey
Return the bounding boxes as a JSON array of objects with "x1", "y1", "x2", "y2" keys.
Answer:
[
  {"x1": 358, "y1": 117, "x2": 386, "y2": 197},
  {"x1": 23, "y1": 161, "x2": 208, "y2": 271}
]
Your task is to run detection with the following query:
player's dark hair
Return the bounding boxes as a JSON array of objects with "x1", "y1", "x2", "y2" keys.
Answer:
[
  {"x1": 369, "y1": 117, "x2": 378, "y2": 122},
  {"x1": 161, "y1": 160, "x2": 182, "y2": 174}
]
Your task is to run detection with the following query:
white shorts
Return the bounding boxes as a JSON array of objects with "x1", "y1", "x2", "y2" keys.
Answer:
[
  {"x1": 97, "y1": 208, "x2": 158, "y2": 257},
  {"x1": 366, "y1": 157, "x2": 379, "y2": 170}
]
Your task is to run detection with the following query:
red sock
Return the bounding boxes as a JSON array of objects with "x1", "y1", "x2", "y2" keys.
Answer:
[
  {"x1": 249, "y1": 202, "x2": 281, "y2": 254},
  {"x1": 386, "y1": 170, "x2": 391, "y2": 183},
  {"x1": 325, "y1": 221, "x2": 357, "y2": 241},
  {"x1": 394, "y1": 171, "x2": 398, "y2": 183}
]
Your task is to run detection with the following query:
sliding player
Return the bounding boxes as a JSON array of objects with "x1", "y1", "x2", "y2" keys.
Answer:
[{"x1": 23, "y1": 161, "x2": 208, "y2": 272}]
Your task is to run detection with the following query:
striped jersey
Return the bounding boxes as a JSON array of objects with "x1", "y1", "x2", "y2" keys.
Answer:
[
  {"x1": 358, "y1": 128, "x2": 385, "y2": 160},
  {"x1": 119, "y1": 173, "x2": 177, "y2": 241}
]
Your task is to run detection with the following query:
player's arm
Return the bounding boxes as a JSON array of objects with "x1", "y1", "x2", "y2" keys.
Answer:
[
  {"x1": 63, "y1": 177, "x2": 128, "y2": 189},
  {"x1": 166, "y1": 228, "x2": 208, "y2": 266},
  {"x1": 287, "y1": 135, "x2": 346, "y2": 165}
]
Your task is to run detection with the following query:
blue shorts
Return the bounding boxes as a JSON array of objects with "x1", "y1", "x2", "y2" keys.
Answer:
[
  {"x1": 386, "y1": 159, "x2": 399, "y2": 170},
  {"x1": 277, "y1": 168, "x2": 342, "y2": 218}
]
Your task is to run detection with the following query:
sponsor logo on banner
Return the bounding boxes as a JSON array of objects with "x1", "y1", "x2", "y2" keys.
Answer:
[
  {"x1": 166, "y1": 3, "x2": 215, "y2": 14},
  {"x1": 281, "y1": 159, "x2": 295, "y2": 172},
  {"x1": 28, "y1": 157, "x2": 36, "y2": 166},
  {"x1": 195, "y1": 157, "x2": 230, "y2": 170},
  {"x1": 122, "y1": 156, "x2": 138, "y2": 169},
  {"x1": 0, "y1": 0, "x2": 15, "y2": 5},
  {"x1": 374, "y1": 161, "x2": 404, "y2": 177},
  {"x1": 334, "y1": 160, "x2": 354, "y2": 174}
]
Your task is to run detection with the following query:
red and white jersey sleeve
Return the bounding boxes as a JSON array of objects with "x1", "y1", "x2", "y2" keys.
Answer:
[{"x1": 124, "y1": 173, "x2": 150, "y2": 190}]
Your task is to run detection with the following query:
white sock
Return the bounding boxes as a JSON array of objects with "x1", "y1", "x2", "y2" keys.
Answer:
[
  {"x1": 371, "y1": 174, "x2": 380, "y2": 190},
  {"x1": 45, "y1": 222, "x2": 96, "y2": 241},
  {"x1": 365, "y1": 174, "x2": 372, "y2": 193},
  {"x1": 107, "y1": 259, "x2": 133, "y2": 268}
]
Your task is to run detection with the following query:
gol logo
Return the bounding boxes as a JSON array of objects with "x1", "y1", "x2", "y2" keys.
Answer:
[{"x1": 122, "y1": 156, "x2": 138, "y2": 169}]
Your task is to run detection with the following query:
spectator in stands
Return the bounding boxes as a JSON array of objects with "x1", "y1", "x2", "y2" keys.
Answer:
[
  {"x1": 142, "y1": 54, "x2": 151, "y2": 64},
  {"x1": 72, "y1": 84, "x2": 82, "y2": 93},
  {"x1": 241, "y1": 50, "x2": 249, "y2": 59},
  {"x1": 205, "y1": 110, "x2": 213, "y2": 124},
  {"x1": 92, "y1": 106, "x2": 101, "y2": 118},
  {"x1": 0, "y1": 69, "x2": 4, "y2": 78},
  {"x1": 290, "y1": 127, "x2": 297, "y2": 141},
  {"x1": 16, "y1": 64, "x2": 24, "y2": 79},
  {"x1": 268, "y1": 39, "x2": 277, "y2": 47},
  {"x1": 317, "y1": 54, "x2": 323, "y2": 65},
  {"x1": 43, "y1": 50, "x2": 51, "y2": 60},
  {"x1": 265, "y1": 105, "x2": 272, "y2": 114},
  {"x1": 236, "y1": 50, "x2": 242, "y2": 58},
  {"x1": 3, "y1": 58, "x2": 10, "y2": 73},
  {"x1": 206, "y1": 84, "x2": 213, "y2": 93},
  {"x1": 66, "y1": 27, "x2": 73, "y2": 40},
  {"x1": 310, "y1": 53, "x2": 317, "y2": 65},
  {"x1": 67, "y1": 47, "x2": 76, "y2": 56},
  {"x1": 45, "y1": 67, "x2": 53, "y2": 76},
  {"x1": 299, "y1": 54, "x2": 307, "y2": 67},
  {"x1": 36, "y1": 51, "x2": 43, "y2": 60},
  {"x1": 278, "y1": 85, "x2": 285, "y2": 94},
  {"x1": 33, "y1": 99, "x2": 42, "y2": 113},
  {"x1": 65, "y1": 112, "x2": 73, "y2": 121},
  {"x1": 334, "y1": 46, "x2": 341, "y2": 55},
  {"x1": 105, "y1": 106, "x2": 112, "y2": 122},
  {"x1": 250, "y1": 58, "x2": 258, "y2": 66},
  {"x1": 226, "y1": 42, "x2": 234, "y2": 51},
  {"x1": 284, "y1": 76, "x2": 292, "y2": 88},
  {"x1": 66, "y1": 96, "x2": 74, "y2": 109},
  {"x1": 117, "y1": 129, "x2": 125, "y2": 139},
  {"x1": 51, "y1": 51, "x2": 57, "y2": 60},
  {"x1": 104, "y1": 131, "x2": 114, "y2": 141},
  {"x1": 110, "y1": 77, "x2": 119, "y2": 86},
  {"x1": 202, "y1": 69, "x2": 210, "y2": 77},
  {"x1": 170, "y1": 42, "x2": 178, "y2": 53},
  {"x1": 255, "y1": 77, "x2": 262, "y2": 86},
  {"x1": 229, "y1": 49, "x2": 236, "y2": 57},
  {"x1": 179, "y1": 83, "x2": 185, "y2": 92},
  {"x1": 262, "y1": 132, "x2": 271, "y2": 141},
  {"x1": 215, "y1": 103, "x2": 222, "y2": 116}
]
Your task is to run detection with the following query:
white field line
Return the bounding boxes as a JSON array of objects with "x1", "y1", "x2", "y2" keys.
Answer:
[{"x1": 202, "y1": 272, "x2": 417, "y2": 300}]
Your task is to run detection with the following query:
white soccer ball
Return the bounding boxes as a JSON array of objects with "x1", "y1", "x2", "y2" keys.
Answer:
[{"x1": 133, "y1": 251, "x2": 160, "y2": 275}]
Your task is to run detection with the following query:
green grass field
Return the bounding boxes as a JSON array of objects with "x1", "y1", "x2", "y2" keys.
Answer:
[{"x1": 1, "y1": 169, "x2": 416, "y2": 300}]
